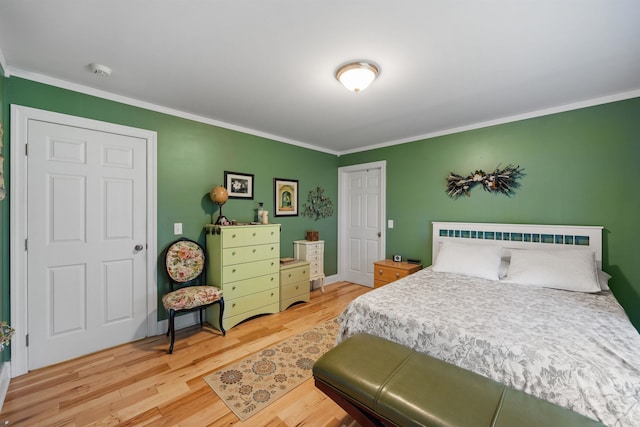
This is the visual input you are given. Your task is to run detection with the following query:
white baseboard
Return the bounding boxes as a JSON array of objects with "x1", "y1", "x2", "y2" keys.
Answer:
[{"x1": 0, "y1": 362, "x2": 10, "y2": 413}]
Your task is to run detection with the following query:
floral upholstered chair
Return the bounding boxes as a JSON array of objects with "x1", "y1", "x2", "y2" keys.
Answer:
[{"x1": 162, "y1": 238, "x2": 225, "y2": 354}]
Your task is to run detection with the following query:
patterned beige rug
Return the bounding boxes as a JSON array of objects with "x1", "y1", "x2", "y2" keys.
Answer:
[{"x1": 204, "y1": 318, "x2": 339, "y2": 421}]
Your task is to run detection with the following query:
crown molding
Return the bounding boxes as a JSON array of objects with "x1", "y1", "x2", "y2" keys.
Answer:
[
  {"x1": 6, "y1": 67, "x2": 340, "y2": 156},
  {"x1": 6, "y1": 67, "x2": 639, "y2": 157},
  {"x1": 339, "y1": 89, "x2": 640, "y2": 155}
]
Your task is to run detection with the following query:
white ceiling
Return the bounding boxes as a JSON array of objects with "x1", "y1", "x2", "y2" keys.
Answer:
[{"x1": 1, "y1": 1, "x2": 639, "y2": 155}]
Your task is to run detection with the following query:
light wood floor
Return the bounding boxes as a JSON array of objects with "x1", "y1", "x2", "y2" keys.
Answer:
[{"x1": 1, "y1": 282, "x2": 372, "y2": 427}]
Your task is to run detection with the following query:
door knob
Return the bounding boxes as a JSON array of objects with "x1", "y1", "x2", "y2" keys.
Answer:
[{"x1": 134, "y1": 244, "x2": 144, "y2": 251}]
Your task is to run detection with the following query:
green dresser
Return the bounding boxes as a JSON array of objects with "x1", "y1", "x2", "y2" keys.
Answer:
[
  {"x1": 205, "y1": 223, "x2": 280, "y2": 330},
  {"x1": 280, "y1": 261, "x2": 310, "y2": 311}
]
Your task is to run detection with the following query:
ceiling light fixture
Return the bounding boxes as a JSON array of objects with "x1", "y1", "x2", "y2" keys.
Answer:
[{"x1": 336, "y1": 61, "x2": 379, "y2": 93}]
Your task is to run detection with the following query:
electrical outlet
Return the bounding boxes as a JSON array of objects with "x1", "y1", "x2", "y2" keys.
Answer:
[
  {"x1": 174, "y1": 223, "x2": 182, "y2": 235},
  {"x1": 388, "y1": 219, "x2": 394, "y2": 228}
]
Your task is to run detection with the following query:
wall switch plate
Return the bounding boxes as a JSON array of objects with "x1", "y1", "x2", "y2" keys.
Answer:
[
  {"x1": 388, "y1": 219, "x2": 394, "y2": 228},
  {"x1": 174, "y1": 223, "x2": 182, "y2": 235}
]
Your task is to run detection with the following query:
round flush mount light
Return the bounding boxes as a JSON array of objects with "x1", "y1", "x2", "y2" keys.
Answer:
[
  {"x1": 88, "y1": 63, "x2": 112, "y2": 77},
  {"x1": 336, "y1": 61, "x2": 380, "y2": 93}
]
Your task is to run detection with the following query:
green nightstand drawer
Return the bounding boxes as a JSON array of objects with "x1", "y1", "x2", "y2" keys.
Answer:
[
  {"x1": 280, "y1": 264, "x2": 310, "y2": 286},
  {"x1": 281, "y1": 281, "x2": 308, "y2": 301}
]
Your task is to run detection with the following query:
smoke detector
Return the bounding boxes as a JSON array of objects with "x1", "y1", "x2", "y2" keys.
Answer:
[{"x1": 88, "y1": 63, "x2": 112, "y2": 77}]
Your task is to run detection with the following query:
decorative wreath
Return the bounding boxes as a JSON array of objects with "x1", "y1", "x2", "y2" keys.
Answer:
[
  {"x1": 446, "y1": 164, "x2": 524, "y2": 198},
  {"x1": 301, "y1": 187, "x2": 334, "y2": 220}
]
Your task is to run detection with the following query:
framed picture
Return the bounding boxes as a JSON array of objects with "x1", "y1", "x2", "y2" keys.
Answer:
[
  {"x1": 224, "y1": 171, "x2": 254, "y2": 199},
  {"x1": 274, "y1": 178, "x2": 298, "y2": 216}
]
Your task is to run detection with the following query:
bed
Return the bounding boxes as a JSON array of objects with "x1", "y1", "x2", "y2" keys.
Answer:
[{"x1": 337, "y1": 222, "x2": 640, "y2": 427}]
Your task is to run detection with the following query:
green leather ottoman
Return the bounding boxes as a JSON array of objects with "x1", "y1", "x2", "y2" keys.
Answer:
[{"x1": 313, "y1": 333, "x2": 603, "y2": 427}]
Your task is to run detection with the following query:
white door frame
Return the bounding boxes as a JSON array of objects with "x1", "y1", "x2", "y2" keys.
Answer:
[
  {"x1": 337, "y1": 161, "x2": 386, "y2": 283},
  {"x1": 9, "y1": 105, "x2": 158, "y2": 377}
]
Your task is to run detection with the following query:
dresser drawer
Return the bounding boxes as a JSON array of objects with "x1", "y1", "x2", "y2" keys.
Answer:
[
  {"x1": 373, "y1": 260, "x2": 422, "y2": 287},
  {"x1": 222, "y1": 258, "x2": 279, "y2": 282},
  {"x1": 222, "y1": 243, "x2": 278, "y2": 265},
  {"x1": 375, "y1": 268, "x2": 410, "y2": 283},
  {"x1": 226, "y1": 288, "x2": 279, "y2": 318},
  {"x1": 304, "y1": 253, "x2": 323, "y2": 264},
  {"x1": 223, "y1": 273, "x2": 278, "y2": 299},
  {"x1": 280, "y1": 265, "x2": 310, "y2": 286},
  {"x1": 280, "y1": 281, "x2": 308, "y2": 301},
  {"x1": 302, "y1": 246, "x2": 322, "y2": 257},
  {"x1": 220, "y1": 225, "x2": 279, "y2": 248},
  {"x1": 309, "y1": 263, "x2": 323, "y2": 276}
]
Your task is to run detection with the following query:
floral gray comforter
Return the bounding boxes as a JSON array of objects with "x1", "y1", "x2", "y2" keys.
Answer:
[{"x1": 337, "y1": 269, "x2": 640, "y2": 426}]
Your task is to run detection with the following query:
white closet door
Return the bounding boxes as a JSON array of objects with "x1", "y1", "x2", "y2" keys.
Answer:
[{"x1": 27, "y1": 119, "x2": 148, "y2": 370}]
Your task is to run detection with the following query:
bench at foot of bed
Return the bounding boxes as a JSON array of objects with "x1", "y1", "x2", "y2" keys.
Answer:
[{"x1": 312, "y1": 334, "x2": 603, "y2": 427}]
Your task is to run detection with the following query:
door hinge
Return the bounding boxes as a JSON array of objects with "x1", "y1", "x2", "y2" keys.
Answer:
[
  {"x1": 25, "y1": 238, "x2": 28, "y2": 251},
  {"x1": 26, "y1": 334, "x2": 29, "y2": 347},
  {"x1": 25, "y1": 144, "x2": 28, "y2": 156}
]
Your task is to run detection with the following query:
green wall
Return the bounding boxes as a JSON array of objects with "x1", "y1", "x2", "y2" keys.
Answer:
[
  {"x1": 340, "y1": 97, "x2": 640, "y2": 328},
  {"x1": 3, "y1": 76, "x2": 339, "y2": 322},
  {"x1": 2, "y1": 73, "x2": 639, "y2": 349}
]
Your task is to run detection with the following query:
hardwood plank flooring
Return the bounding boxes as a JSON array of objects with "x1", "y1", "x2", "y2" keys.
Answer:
[{"x1": 1, "y1": 282, "x2": 371, "y2": 427}]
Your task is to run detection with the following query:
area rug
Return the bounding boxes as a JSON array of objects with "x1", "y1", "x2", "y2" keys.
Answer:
[{"x1": 204, "y1": 318, "x2": 339, "y2": 421}]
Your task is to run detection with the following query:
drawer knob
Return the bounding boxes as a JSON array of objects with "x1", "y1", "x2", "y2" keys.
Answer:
[
  {"x1": 288, "y1": 274, "x2": 292, "y2": 278},
  {"x1": 296, "y1": 285, "x2": 299, "y2": 290},
  {"x1": 253, "y1": 232, "x2": 256, "y2": 237},
  {"x1": 378, "y1": 270, "x2": 383, "y2": 275},
  {"x1": 303, "y1": 270, "x2": 306, "y2": 274},
  {"x1": 270, "y1": 277, "x2": 274, "y2": 281},
  {"x1": 252, "y1": 249, "x2": 256, "y2": 253},
  {"x1": 232, "y1": 286, "x2": 236, "y2": 291},
  {"x1": 396, "y1": 273, "x2": 400, "y2": 278},
  {"x1": 232, "y1": 303, "x2": 236, "y2": 308},
  {"x1": 232, "y1": 269, "x2": 236, "y2": 273},
  {"x1": 232, "y1": 234, "x2": 236, "y2": 238},
  {"x1": 232, "y1": 251, "x2": 236, "y2": 256}
]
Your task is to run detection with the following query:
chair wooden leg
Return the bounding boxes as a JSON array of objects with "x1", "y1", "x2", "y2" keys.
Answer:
[
  {"x1": 168, "y1": 309, "x2": 176, "y2": 354},
  {"x1": 218, "y1": 298, "x2": 226, "y2": 336}
]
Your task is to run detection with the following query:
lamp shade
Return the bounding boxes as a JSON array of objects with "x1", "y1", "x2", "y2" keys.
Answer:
[{"x1": 336, "y1": 62, "x2": 379, "y2": 93}]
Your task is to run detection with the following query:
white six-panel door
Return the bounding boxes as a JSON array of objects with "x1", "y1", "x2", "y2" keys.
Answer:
[
  {"x1": 338, "y1": 162, "x2": 386, "y2": 286},
  {"x1": 26, "y1": 120, "x2": 148, "y2": 370}
]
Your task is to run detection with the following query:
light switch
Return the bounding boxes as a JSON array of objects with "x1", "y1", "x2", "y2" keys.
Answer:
[
  {"x1": 388, "y1": 219, "x2": 394, "y2": 228},
  {"x1": 174, "y1": 223, "x2": 182, "y2": 235}
]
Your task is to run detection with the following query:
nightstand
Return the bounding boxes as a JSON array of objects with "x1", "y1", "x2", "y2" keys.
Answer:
[
  {"x1": 373, "y1": 260, "x2": 422, "y2": 288},
  {"x1": 293, "y1": 240, "x2": 325, "y2": 292},
  {"x1": 280, "y1": 261, "x2": 310, "y2": 311}
]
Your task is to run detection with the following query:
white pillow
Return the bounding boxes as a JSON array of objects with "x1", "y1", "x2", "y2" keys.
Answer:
[
  {"x1": 597, "y1": 270, "x2": 612, "y2": 291},
  {"x1": 432, "y1": 241, "x2": 502, "y2": 280},
  {"x1": 503, "y1": 248, "x2": 601, "y2": 293}
]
